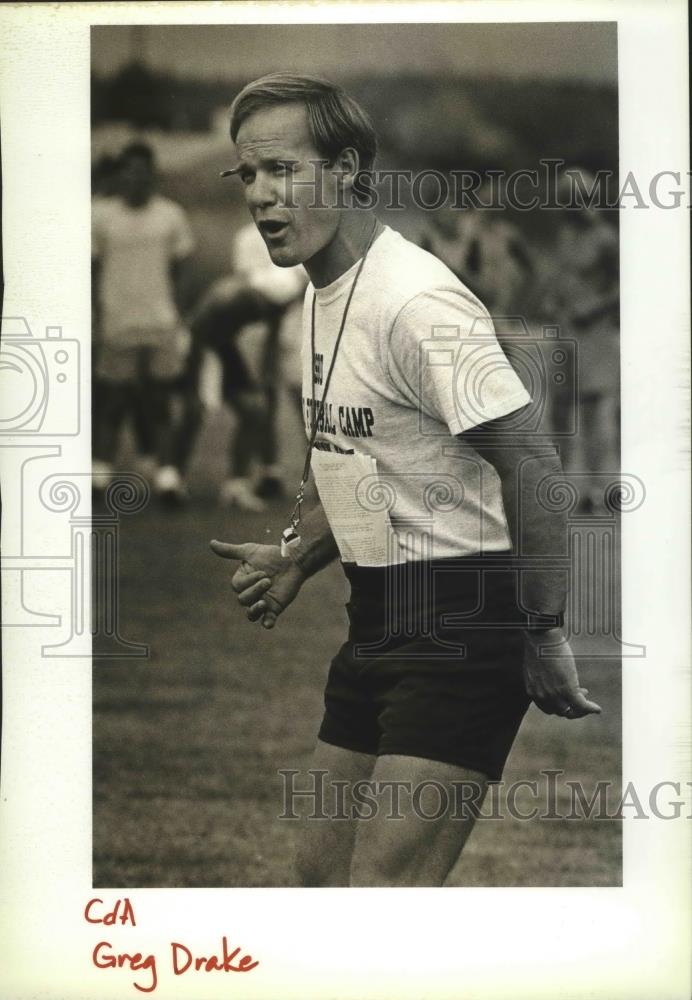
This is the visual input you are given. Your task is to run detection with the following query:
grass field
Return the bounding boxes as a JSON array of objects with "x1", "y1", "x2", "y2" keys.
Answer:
[{"x1": 92, "y1": 400, "x2": 622, "y2": 889}]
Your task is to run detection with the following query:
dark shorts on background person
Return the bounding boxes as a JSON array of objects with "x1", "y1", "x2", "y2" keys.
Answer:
[
  {"x1": 94, "y1": 329, "x2": 189, "y2": 382},
  {"x1": 318, "y1": 555, "x2": 532, "y2": 782}
]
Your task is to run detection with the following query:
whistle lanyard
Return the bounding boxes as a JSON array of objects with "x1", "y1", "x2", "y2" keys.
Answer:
[{"x1": 282, "y1": 220, "x2": 379, "y2": 552}]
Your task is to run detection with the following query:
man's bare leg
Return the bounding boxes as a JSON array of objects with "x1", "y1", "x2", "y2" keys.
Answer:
[
  {"x1": 294, "y1": 739, "x2": 375, "y2": 887},
  {"x1": 349, "y1": 754, "x2": 488, "y2": 887}
]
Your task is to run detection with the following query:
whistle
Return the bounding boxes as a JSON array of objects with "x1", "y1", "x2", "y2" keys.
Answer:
[{"x1": 281, "y1": 527, "x2": 301, "y2": 558}]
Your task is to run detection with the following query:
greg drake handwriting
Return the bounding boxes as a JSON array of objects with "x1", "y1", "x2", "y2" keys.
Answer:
[{"x1": 85, "y1": 897, "x2": 260, "y2": 993}]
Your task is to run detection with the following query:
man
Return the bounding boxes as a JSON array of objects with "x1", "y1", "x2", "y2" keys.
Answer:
[
  {"x1": 188, "y1": 271, "x2": 286, "y2": 512},
  {"x1": 420, "y1": 197, "x2": 534, "y2": 317},
  {"x1": 231, "y1": 222, "x2": 307, "y2": 501},
  {"x1": 210, "y1": 74, "x2": 600, "y2": 887},
  {"x1": 92, "y1": 141, "x2": 195, "y2": 502}
]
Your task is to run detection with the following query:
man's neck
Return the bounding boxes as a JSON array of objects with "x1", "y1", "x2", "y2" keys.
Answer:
[{"x1": 306, "y1": 212, "x2": 381, "y2": 288}]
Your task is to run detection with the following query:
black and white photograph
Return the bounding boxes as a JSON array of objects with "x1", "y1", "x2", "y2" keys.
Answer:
[
  {"x1": 0, "y1": 3, "x2": 689, "y2": 999},
  {"x1": 91, "y1": 20, "x2": 623, "y2": 891}
]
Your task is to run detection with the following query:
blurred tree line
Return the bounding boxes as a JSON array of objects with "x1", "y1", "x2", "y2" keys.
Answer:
[{"x1": 92, "y1": 62, "x2": 617, "y2": 178}]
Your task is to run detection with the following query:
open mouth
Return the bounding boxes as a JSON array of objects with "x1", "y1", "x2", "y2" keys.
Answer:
[{"x1": 258, "y1": 219, "x2": 289, "y2": 240}]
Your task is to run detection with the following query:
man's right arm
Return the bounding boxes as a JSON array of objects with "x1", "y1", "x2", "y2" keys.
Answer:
[{"x1": 210, "y1": 497, "x2": 338, "y2": 629}]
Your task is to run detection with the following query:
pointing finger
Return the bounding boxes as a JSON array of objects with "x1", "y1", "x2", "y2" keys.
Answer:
[{"x1": 210, "y1": 539, "x2": 255, "y2": 561}]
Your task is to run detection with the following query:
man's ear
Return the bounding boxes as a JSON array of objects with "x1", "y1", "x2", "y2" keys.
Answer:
[{"x1": 332, "y1": 147, "x2": 360, "y2": 196}]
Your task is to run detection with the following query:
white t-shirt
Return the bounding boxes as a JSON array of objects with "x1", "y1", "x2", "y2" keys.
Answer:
[
  {"x1": 92, "y1": 195, "x2": 194, "y2": 344},
  {"x1": 232, "y1": 223, "x2": 306, "y2": 306},
  {"x1": 302, "y1": 225, "x2": 531, "y2": 562}
]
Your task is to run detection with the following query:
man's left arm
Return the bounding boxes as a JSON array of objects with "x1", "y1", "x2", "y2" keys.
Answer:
[
  {"x1": 459, "y1": 409, "x2": 602, "y2": 720},
  {"x1": 389, "y1": 286, "x2": 601, "y2": 718}
]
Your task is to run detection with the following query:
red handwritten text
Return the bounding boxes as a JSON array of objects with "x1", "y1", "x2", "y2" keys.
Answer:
[
  {"x1": 93, "y1": 940, "x2": 158, "y2": 993},
  {"x1": 84, "y1": 897, "x2": 137, "y2": 927},
  {"x1": 171, "y1": 937, "x2": 259, "y2": 975}
]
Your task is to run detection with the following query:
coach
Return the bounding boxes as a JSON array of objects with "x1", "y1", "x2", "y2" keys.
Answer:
[{"x1": 211, "y1": 74, "x2": 600, "y2": 887}]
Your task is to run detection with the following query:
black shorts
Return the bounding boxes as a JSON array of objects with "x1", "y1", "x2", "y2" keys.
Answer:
[{"x1": 318, "y1": 556, "x2": 532, "y2": 781}]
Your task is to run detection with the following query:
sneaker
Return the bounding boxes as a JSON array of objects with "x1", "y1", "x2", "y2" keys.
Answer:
[
  {"x1": 155, "y1": 465, "x2": 189, "y2": 507},
  {"x1": 92, "y1": 460, "x2": 114, "y2": 495},
  {"x1": 218, "y1": 477, "x2": 267, "y2": 512}
]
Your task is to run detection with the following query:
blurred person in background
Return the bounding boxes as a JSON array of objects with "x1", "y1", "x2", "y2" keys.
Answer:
[
  {"x1": 189, "y1": 236, "x2": 305, "y2": 511},
  {"x1": 91, "y1": 153, "x2": 120, "y2": 201},
  {"x1": 278, "y1": 295, "x2": 305, "y2": 420},
  {"x1": 92, "y1": 141, "x2": 195, "y2": 503},
  {"x1": 542, "y1": 170, "x2": 619, "y2": 511},
  {"x1": 189, "y1": 222, "x2": 305, "y2": 512},
  {"x1": 129, "y1": 319, "x2": 207, "y2": 508},
  {"x1": 472, "y1": 213, "x2": 534, "y2": 316},
  {"x1": 419, "y1": 204, "x2": 468, "y2": 279},
  {"x1": 231, "y1": 222, "x2": 307, "y2": 499},
  {"x1": 188, "y1": 274, "x2": 277, "y2": 512},
  {"x1": 421, "y1": 199, "x2": 534, "y2": 316}
]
